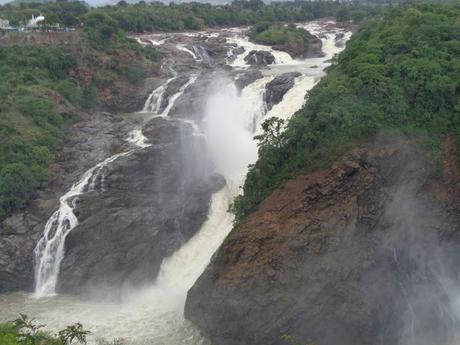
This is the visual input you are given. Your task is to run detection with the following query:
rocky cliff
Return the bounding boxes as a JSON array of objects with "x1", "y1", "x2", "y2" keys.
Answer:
[
  {"x1": 58, "y1": 118, "x2": 224, "y2": 294},
  {"x1": 185, "y1": 135, "x2": 460, "y2": 345}
]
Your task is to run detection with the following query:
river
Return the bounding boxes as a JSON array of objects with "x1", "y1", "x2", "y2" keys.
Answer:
[{"x1": 0, "y1": 20, "x2": 351, "y2": 345}]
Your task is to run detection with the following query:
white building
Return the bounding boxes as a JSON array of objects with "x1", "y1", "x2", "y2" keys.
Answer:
[
  {"x1": 27, "y1": 14, "x2": 45, "y2": 28},
  {"x1": 0, "y1": 18, "x2": 9, "y2": 28}
]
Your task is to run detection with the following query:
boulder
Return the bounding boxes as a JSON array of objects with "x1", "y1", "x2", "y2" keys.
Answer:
[
  {"x1": 335, "y1": 32, "x2": 346, "y2": 48},
  {"x1": 234, "y1": 70, "x2": 264, "y2": 91},
  {"x1": 244, "y1": 50, "x2": 275, "y2": 66},
  {"x1": 263, "y1": 72, "x2": 301, "y2": 110}
]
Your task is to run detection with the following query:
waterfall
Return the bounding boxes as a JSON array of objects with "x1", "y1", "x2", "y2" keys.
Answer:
[
  {"x1": 176, "y1": 44, "x2": 197, "y2": 59},
  {"x1": 143, "y1": 78, "x2": 173, "y2": 113},
  {"x1": 192, "y1": 46, "x2": 212, "y2": 64},
  {"x1": 0, "y1": 21, "x2": 354, "y2": 344},
  {"x1": 33, "y1": 74, "x2": 197, "y2": 298},
  {"x1": 33, "y1": 151, "x2": 130, "y2": 297}
]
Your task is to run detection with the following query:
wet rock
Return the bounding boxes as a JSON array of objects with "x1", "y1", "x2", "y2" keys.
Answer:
[
  {"x1": 335, "y1": 33, "x2": 346, "y2": 48},
  {"x1": 58, "y1": 118, "x2": 225, "y2": 295},
  {"x1": 302, "y1": 36, "x2": 324, "y2": 58},
  {"x1": 234, "y1": 70, "x2": 263, "y2": 91},
  {"x1": 233, "y1": 46, "x2": 245, "y2": 55},
  {"x1": 168, "y1": 73, "x2": 213, "y2": 122},
  {"x1": 186, "y1": 138, "x2": 460, "y2": 345},
  {"x1": 0, "y1": 213, "x2": 44, "y2": 292},
  {"x1": 264, "y1": 72, "x2": 301, "y2": 111},
  {"x1": 0, "y1": 110, "x2": 131, "y2": 293},
  {"x1": 159, "y1": 75, "x2": 190, "y2": 112},
  {"x1": 244, "y1": 50, "x2": 275, "y2": 66}
]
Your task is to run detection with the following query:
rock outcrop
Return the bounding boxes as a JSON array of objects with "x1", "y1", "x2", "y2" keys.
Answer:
[
  {"x1": 274, "y1": 35, "x2": 324, "y2": 59},
  {"x1": 185, "y1": 136, "x2": 460, "y2": 345},
  {"x1": 0, "y1": 111, "x2": 131, "y2": 293},
  {"x1": 264, "y1": 72, "x2": 301, "y2": 110},
  {"x1": 335, "y1": 32, "x2": 346, "y2": 48},
  {"x1": 0, "y1": 26, "x2": 235, "y2": 294},
  {"x1": 57, "y1": 117, "x2": 224, "y2": 295},
  {"x1": 244, "y1": 50, "x2": 275, "y2": 66},
  {"x1": 234, "y1": 70, "x2": 264, "y2": 91}
]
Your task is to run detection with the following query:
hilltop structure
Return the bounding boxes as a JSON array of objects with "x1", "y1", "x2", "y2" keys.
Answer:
[{"x1": 27, "y1": 14, "x2": 45, "y2": 28}]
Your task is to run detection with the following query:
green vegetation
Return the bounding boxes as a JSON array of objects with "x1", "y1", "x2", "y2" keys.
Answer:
[
  {"x1": 0, "y1": 314, "x2": 89, "y2": 345},
  {"x1": 0, "y1": 0, "x2": 382, "y2": 223},
  {"x1": 0, "y1": 314, "x2": 124, "y2": 345},
  {"x1": 83, "y1": 0, "x2": 362, "y2": 32},
  {"x1": 250, "y1": 23, "x2": 316, "y2": 57},
  {"x1": 0, "y1": 1, "x2": 88, "y2": 27},
  {"x1": 232, "y1": 3, "x2": 460, "y2": 221},
  {"x1": 0, "y1": 0, "x2": 455, "y2": 222},
  {"x1": 0, "y1": 9, "x2": 157, "y2": 221},
  {"x1": 0, "y1": 46, "x2": 77, "y2": 221}
]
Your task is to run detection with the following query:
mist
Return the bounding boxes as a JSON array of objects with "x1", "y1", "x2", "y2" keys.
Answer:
[{"x1": 370, "y1": 133, "x2": 460, "y2": 345}]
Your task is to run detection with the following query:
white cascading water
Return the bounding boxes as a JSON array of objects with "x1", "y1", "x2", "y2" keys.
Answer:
[
  {"x1": 33, "y1": 72, "x2": 197, "y2": 298},
  {"x1": 33, "y1": 152, "x2": 130, "y2": 298},
  {"x1": 176, "y1": 44, "x2": 198, "y2": 60},
  {"x1": 1, "y1": 22, "x2": 351, "y2": 344}
]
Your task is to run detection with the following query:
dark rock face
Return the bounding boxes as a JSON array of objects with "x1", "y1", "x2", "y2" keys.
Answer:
[
  {"x1": 234, "y1": 70, "x2": 263, "y2": 91},
  {"x1": 58, "y1": 117, "x2": 224, "y2": 295},
  {"x1": 301, "y1": 36, "x2": 324, "y2": 58},
  {"x1": 0, "y1": 213, "x2": 43, "y2": 292},
  {"x1": 168, "y1": 73, "x2": 212, "y2": 122},
  {"x1": 335, "y1": 32, "x2": 346, "y2": 48},
  {"x1": 0, "y1": 111, "x2": 130, "y2": 293},
  {"x1": 244, "y1": 50, "x2": 275, "y2": 66},
  {"x1": 185, "y1": 137, "x2": 460, "y2": 345},
  {"x1": 0, "y1": 28, "x2": 235, "y2": 294},
  {"x1": 263, "y1": 72, "x2": 301, "y2": 111}
]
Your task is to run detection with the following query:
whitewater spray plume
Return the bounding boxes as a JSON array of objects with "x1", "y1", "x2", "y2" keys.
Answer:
[{"x1": 369, "y1": 133, "x2": 460, "y2": 345}]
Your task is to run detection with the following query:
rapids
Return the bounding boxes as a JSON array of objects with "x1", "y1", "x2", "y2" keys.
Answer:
[{"x1": 0, "y1": 21, "x2": 351, "y2": 344}]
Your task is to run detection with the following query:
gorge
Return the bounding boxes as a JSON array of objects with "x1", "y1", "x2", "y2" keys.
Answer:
[
  {"x1": 1, "y1": 3, "x2": 459, "y2": 344},
  {"x1": 0, "y1": 20, "x2": 352, "y2": 344}
]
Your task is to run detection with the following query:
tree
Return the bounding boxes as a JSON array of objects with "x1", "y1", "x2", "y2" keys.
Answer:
[{"x1": 254, "y1": 117, "x2": 286, "y2": 149}]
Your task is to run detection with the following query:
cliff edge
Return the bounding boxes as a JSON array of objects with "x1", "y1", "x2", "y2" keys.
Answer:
[{"x1": 185, "y1": 135, "x2": 460, "y2": 345}]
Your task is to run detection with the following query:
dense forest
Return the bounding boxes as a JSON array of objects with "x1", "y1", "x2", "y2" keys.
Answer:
[
  {"x1": 232, "y1": 3, "x2": 460, "y2": 220},
  {"x1": 0, "y1": 16, "x2": 156, "y2": 221},
  {"x1": 249, "y1": 22, "x2": 317, "y2": 57},
  {"x1": 0, "y1": 0, "x2": 379, "y2": 30}
]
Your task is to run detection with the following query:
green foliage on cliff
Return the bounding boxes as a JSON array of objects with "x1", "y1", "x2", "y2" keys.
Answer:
[
  {"x1": 250, "y1": 23, "x2": 315, "y2": 56},
  {"x1": 232, "y1": 3, "x2": 460, "y2": 221},
  {"x1": 0, "y1": 26, "x2": 157, "y2": 222},
  {"x1": 0, "y1": 46, "x2": 77, "y2": 221}
]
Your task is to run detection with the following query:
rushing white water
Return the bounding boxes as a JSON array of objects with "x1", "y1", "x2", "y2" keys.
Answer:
[
  {"x1": 1, "y1": 21, "x2": 351, "y2": 345},
  {"x1": 33, "y1": 70, "x2": 197, "y2": 298},
  {"x1": 33, "y1": 151, "x2": 130, "y2": 298},
  {"x1": 149, "y1": 38, "x2": 167, "y2": 46},
  {"x1": 227, "y1": 32, "x2": 294, "y2": 67},
  {"x1": 143, "y1": 78, "x2": 174, "y2": 113},
  {"x1": 176, "y1": 44, "x2": 198, "y2": 59}
]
